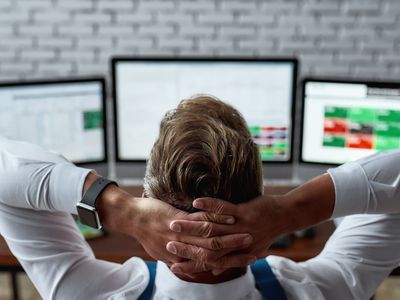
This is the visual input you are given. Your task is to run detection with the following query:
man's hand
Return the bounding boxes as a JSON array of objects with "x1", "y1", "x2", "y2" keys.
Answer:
[
  {"x1": 86, "y1": 172, "x2": 255, "y2": 266},
  {"x1": 167, "y1": 174, "x2": 335, "y2": 273}
]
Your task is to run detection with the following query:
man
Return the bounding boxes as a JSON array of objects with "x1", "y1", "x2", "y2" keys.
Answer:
[{"x1": 0, "y1": 96, "x2": 400, "y2": 299}]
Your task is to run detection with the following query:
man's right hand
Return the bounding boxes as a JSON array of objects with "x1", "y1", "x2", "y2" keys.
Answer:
[{"x1": 167, "y1": 174, "x2": 335, "y2": 273}]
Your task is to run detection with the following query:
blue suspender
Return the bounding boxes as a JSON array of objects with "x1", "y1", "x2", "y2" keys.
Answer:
[
  {"x1": 138, "y1": 259, "x2": 286, "y2": 300},
  {"x1": 251, "y1": 259, "x2": 287, "y2": 300},
  {"x1": 138, "y1": 261, "x2": 157, "y2": 300}
]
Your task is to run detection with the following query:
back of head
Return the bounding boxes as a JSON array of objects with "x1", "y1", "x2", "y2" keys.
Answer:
[{"x1": 144, "y1": 95, "x2": 263, "y2": 212}]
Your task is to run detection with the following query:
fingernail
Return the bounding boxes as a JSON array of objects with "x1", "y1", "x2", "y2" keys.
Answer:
[
  {"x1": 166, "y1": 243, "x2": 177, "y2": 254},
  {"x1": 243, "y1": 236, "x2": 253, "y2": 245},
  {"x1": 193, "y1": 200, "x2": 203, "y2": 209},
  {"x1": 171, "y1": 266, "x2": 182, "y2": 273},
  {"x1": 226, "y1": 217, "x2": 235, "y2": 224},
  {"x1": 170, "y1": 222, "x2": 181, "y2": 233}
]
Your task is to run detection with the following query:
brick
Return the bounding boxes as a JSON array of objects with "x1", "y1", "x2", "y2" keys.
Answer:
[
  {"x1": 338, "y1": 53, "x2": 374, "y2": 64},
  {"x1": 313, "y1": 64, "x2": 351, "y2": 76},
  {"x1": 57, "y1": 1, "x2": 93, "y2": 10},
  {"x1": 57, "y1": 24, "x2": 93, "y2": 35},
  {"x1": 158, "y1": 37, "x2": 194, "y2": 49},
  {"x1": 220, "y1": 1, "x2": 257, "y2": 11},
  {"x1": 238, "y1": 39, "x2": 275, "y2": 50},
  {"x1": 219, "y1": 26, "x2": 256, "y2": 37},
  {"x1": 377, "y1": 53, "x2": 400, "y2": 64},
  {"x1": 136, "y1": 48, "x2": 175, "y2": 56},
  {"x1": 345, "y1": 1, "x2": 381, "y2": 13},
  {"x1": 117, "y1": 36, "x2": 153, "y2": 48},
  {"x1": 260, "y1": 2, "x2": 299, "y2": 12},
  {"x1": 98, "y1": 25, "x2": 134, "y2": 36},
  {"x1": 97, "y1": 1, "x2": 135, "y2": 11},
  {"x1": 139, "y1": 0, "x2": 175, "y2": 11},
  {"x1": 279, "y1": 39, "x2": 316, "y2": 51},
  {"x1": 76, "y1": 63, "x2": 108, "y2": 75},
  {"x1": 302, "y1": 1, "x2": 340, "y2": 13},
  {"x1": 259, "y1": 26, "x2": 296, "y2": 38},
  {"x1": 361, "y1": 40, "x2": 394, "y2": 52},
  {"x1": 298, "y1": 26, "x2": 337, "y2": 38},
  {"x1": 197, "y1": 38, "x2": 234, "y2": 50},
  {"x1": 0, "y1": 37, "x2": 34, "y2": 48},
  {"x1": 278, "y1": 15, "x2": 317, "y2": 26},
  {"x1": 179, "y1": 1, "x2": 215, "y2": 11},
  {"x1": 0, "y1": 25, "x2": 13, "y2": 35},
  {"x1": 157, "y1": 13, "x2": 194, "y2": 24},
  {"x1": 0, "y1": 11, "x2": 30, "y2": 23},
  {"x1": 20, "y1": 49, "x2": 56, "y2": 60},
  {"x1": 353, "y1": 65, "x2": 387, "y2": 77},
  {"x1": 19, "y1": 24, "x2": 53, "y2": 36},
  {"x1": 17, "y1": 0, "x2": 53, "y2": 9},
  {"x1": 300, "y1": 52, "x2": 335, "y2": 65},
  {"x1": 340, "y1": 27, "x2": 376, "y2": 39},
  {"x1": 321, "y1": 15, "x2": 358, "y2": 26},
  {"x1": 359, "y1": 15, "x2": 397, "y2": 26},
  {"x1": 0, "y1": 49, "x2": 16, "y2": 60},
  {"x1": 37, "y1": 62, "x2": 73, "y2": 74},
  {"x1": 198, "y1": 12, "x2": 234, "y2": 24},
  {"x1": 78, "y1": 37, "x2": 114, "y2": 48},
  {"x1": 1, "y1": 62, "x2": 34, "y2": 74},
  {"x1": 320, "y1": 39, "x2": 356, "y2": 51},
  {"x1": 38, "y1": 37, "x2": 74, "y2": 48},
  {"x1": 74, "y1": 13, "x2": 112, "y2": 24},
  {"x1": 137, "y1": 25, "x2": 174, "y2": 35},
  {"x1": 237, "y1": 13, "x2": 275, "y2": 25},
  {"x1": 0, "y1": 0, "x2": 12, "y2": 9},
  {"x1": 179, "y1": 25, "x2": 214, "y2": 36},
  {"x1": 116, "y1": 13, "x2": 153, "y2": 23},
  {"x1": 60, "y1": 51, "x2": 95, "y2": 62},
  {"x1": 33, "y1": 10, "x2": 71, "y2": 23}
]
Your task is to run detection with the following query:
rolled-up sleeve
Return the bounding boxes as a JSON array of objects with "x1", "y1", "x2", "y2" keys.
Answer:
[{"x1": 328, "y1": 150, "x2": 400, "y2": 218}]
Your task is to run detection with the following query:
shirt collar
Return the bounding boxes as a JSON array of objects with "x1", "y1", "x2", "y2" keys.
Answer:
[{"x1": 155, "y1": 261, "x2": 256, "y2": 300}]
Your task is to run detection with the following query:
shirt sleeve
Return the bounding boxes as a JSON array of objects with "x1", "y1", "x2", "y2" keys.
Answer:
[
  {"x1": 268, "y1": 214, "x2": 400, "y2": 300},
  {"x1": 0, "y1": 137, "x2": 149, "y2": 299},
  {"x1": 328, "y1": 149, "x2": 400, "y2": 218},
  {"x1": 0, "y1": 136, "x2": 90, "y2": 214}
]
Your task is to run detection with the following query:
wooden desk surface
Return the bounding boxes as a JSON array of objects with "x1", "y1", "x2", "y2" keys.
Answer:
[{"x1": 0, "y1": 185, "x2": 335, "y2": 267}]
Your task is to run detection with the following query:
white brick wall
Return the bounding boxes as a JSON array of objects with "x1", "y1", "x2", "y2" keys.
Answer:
[{"x1": 0, "y1": 0, "x2": 398, "y2": 80}]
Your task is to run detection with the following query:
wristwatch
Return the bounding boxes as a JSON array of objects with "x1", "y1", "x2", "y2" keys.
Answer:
[{"x1": 77, "y1": 177, "x2": 118, "y2": 230}]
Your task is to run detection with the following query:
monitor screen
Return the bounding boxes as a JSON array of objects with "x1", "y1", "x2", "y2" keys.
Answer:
[
  {"x1": 301, "y1": 79, "x2": 400, "y2": 165},
  {"x1": 113, "y1": 58, "x2": 297, "y2": 162},
  {"x1": 0, "y1": 78, "x2": 107, "y2": 164}
]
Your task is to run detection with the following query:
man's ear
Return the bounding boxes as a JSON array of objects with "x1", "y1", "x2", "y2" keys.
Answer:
[{"x1": 142, "y1": 191, "x2": 147, "y2": 198}]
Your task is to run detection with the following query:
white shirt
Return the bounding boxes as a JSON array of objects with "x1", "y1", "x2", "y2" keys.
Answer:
[{"x1": 1, "y1": 136, "x2": 400, "y2": 300}]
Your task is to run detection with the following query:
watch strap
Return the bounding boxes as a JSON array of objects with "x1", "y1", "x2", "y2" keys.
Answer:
[{"x1": 81, "y1": 177, "x2": 118, "y2": 209}]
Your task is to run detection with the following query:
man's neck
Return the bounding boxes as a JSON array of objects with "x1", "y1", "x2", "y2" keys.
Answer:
[{"x1": 173, "y1": 267, "x2": 247, "y2": 284}]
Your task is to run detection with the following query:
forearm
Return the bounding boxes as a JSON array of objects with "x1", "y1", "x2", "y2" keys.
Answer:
[{"x1": 282, "y1": 173, "x2": 335, "y2": 232}]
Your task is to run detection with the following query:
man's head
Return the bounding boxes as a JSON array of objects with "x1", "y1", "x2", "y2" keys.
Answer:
[{"x1": 144, "y1": 95, "x2": 263, "y2": 211}]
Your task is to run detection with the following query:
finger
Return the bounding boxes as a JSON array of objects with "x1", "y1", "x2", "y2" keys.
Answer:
[
  {"x1": 170, "y1": 220, "x2": 234, "y2": 237},
  {"x1": 193, "y1": 198, "x2": 238, "y2": 215},
  {"x1": 166, "y1": 241, "x2": 223, "y2": 261},
  {"x1": 212, "y1": 268, "x2": 226, "y2": 276},
  {"x1": 171, "y1": 253, "x2": 256, "y2": 274},
  {"x1": 178, "y1": 233, "x2": 253, "y2": 250},
  {"x1": 186, "y1": 211, "x2": 235, "y2": 225}
]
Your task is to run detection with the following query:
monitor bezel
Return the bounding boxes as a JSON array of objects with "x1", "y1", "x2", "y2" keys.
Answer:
[
  {"x1": 112, "y1": 56, "x2": 298, "y2": 164},
  {"x1": 299, "y1": 77, "x2": 400, "y2": 166},
  {"x1": 0, "y1": 77, "x2": 108, "y2": 165}
]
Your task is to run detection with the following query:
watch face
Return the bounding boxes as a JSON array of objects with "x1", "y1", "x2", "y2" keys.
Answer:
[{"x1": 77, "y1": 203, "x2": 102, "y2": 230}]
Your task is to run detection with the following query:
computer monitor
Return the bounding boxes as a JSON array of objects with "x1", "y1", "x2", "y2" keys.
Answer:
[
  {"x1": 112, "y1": 57, "x2": 297, "y2": 163},
  {"x1": 0, "y1": 78, "x2": 107, "y2": 164},
  {"x1": 301, "y1": 78, "x2": 400, "y2": 165}
]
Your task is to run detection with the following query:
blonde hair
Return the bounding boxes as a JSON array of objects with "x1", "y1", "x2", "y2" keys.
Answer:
[{"x1": 144, "y1": 95, "x2": 263, "y2": 212}]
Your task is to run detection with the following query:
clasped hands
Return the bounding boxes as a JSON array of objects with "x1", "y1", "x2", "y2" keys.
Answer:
[{"x1": 130, "y1": 194, "x2": 292, "y2": 275}]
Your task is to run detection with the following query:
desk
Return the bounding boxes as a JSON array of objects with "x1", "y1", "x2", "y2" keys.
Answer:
[{"x1": 0, "y1": 185, "x2": 336, "y2": 299}]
